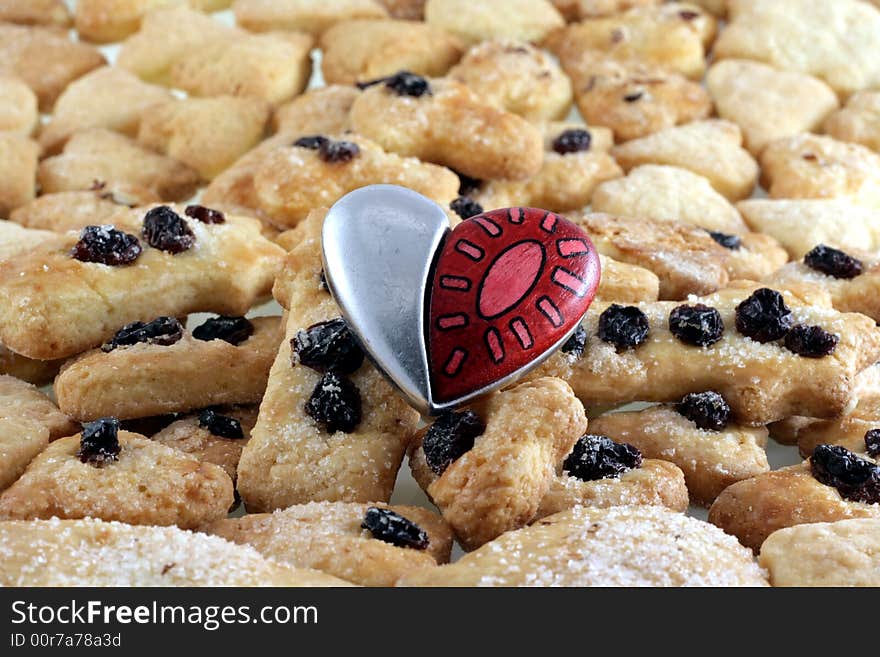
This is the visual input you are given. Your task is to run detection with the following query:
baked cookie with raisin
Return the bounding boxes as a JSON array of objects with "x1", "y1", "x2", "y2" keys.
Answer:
[
  {"x1": 273, "y1": 85, "x2": 359, "y2": 138},
  {"x1": 471, "y1": 122, "x2": 619, "y2": 213},
  {"x1": 205, "y1": 502, "x2": 453, "y2": 586},
  {"x1": 0, "y1": 517, "x2": 350, "y2": 586},
  {"x1": 321, "y1": 19, "x2": 463, "y2": 86},
  {"x1": 408, "y1": 377, "x2": 586, "y2": 551},
  {"x1": 400, "y1": 505, "x2": 768, "y2": 586},
  {"x1": 588, "y1": 398, "x2": 769, "y2": 506},
  {"x1": 39, "y1": 66, "x2": 173, "y2": 154},
  {"x1": 534, "y1": 434, "x2": 689, "y2": 518},
  {"x1": 447, "y1": 39, "x2": 571, "y2": 122},
  {"x1": 38, "y1": 129, "x2": 200, "y2": 202},
  {"x1": 611, "y1": 119, "x2": 758, "y2": 202},
  {"x1": 709, "y1": 448, "x2": 880, "y2": 551},
  {"x1": 55, "y1": 315, "x2": 282, "y2": 421},
  {"x1": 532, "y1": 283, "x2": 880, "y2": 425},
  {"x1": 349, "y1": 73, "x2": 543, "y2": 181},
  {"x1": 0, "y1": 421, "x2": 233, "y2": 528},
  {"x1": 0, "y1": 205, "x2": 284, "y2": 360},
  {"x1": 237, "y1": 209, "x2": 420, "y2": 511}
]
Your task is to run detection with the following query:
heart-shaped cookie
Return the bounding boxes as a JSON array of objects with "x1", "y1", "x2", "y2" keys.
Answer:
[{"x1": 322, "y1": 185, "x2": 600, "y2": 414}]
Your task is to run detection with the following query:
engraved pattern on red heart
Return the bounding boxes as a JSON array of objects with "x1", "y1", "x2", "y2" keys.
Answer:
[{"x1": 428, "y1": 207, "x2": 601, "y2": 404}]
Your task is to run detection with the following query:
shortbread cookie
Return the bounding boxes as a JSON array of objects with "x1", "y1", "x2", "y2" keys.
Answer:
[
  {"x1": 55, "y1": 316, "x2": 282, "y2": 421},
  {"x1": 0, "y1": 206, "x2": 285, "y2": 359},
  {"x1": 0, "y1": 0, "x2": 69, "y2": 27},
  {"x1": 535, "y1": 436, "x2": 688, "y2": 518},
  {"x1": 611, "y1": 120, "x2": 759, "y2": 201},
  {"x1": 759, "y1": 134, "x2": 880, "y2": 206},
  {"x1": 400, "y1": 505, "x2": 768, "y2": 586},
  {"x1": 205, "y1": 502, "x2": 453, "y2": 586},
  {"x1": 206, "y1": 133, "x2": 458, "y2": 229},
  {"x1": 233, "y1": 0, "x2": 387, "y2": 35},
  {"x1": 0, "y1": 417, "x2": 48, "y2": 492},
  {"x1": 0, "y1": 76, "x2": 37, "y2": 135},
  {"x1": 0, "y1": 24, "x2": 105, "y2": 110},
  {"x1": 0, "y1": 425, "x2": 233, "y2": 528},
  {"x1": 594, "y1": 255, "x2": 659, "y2": 303},
  {"x1": 707, "y1": 59, "x2": 839, "y2": 155},
  {"x1": 152, "y1": 406, "x2": 257, "y2": 481},
  {"x1": 557, "y1": 49, "x2": 710, "y2": 142},
  {"x1": 0, "y1": 133, "x2": 38, "y2": 216},
  {"x1": 425, "y1": 0, "x2": 564, "y2": 46},
  {"x1": 0, "y1": 375, "x2": 76, "y2": 442},
  {"x1": 588, "y1": 404, "x2": 770, "y2": 506},
  {"x1": 39, "y1": 66, "x2": 172, "y2": 154},
  {"x1": 591, "y1": 165, "x2": 747, "y2": 234},
  {"x1": 321, "y1": 19, "x2": 462, "y2": 86},
  {"x1": 75, "y1": 0, "x2": 193, "y2": 43},
  {"x1": 714, "y1": 0, "x2": 880, "y2": 98},
  {"x1": 474, "y1": 122, "x2": 621, "y2": 213},
  {"x1": 408, "y1": 378, "x2": 586, "y2": 551},
  {"x1": 550, "y1": 0, "x2": 660, "y2": 21},
  {"x1": 117, "y1": 6, "x2": 240, "y2": 85},
  {"x1": 572, "y1": 212, "x2": 728, "y2": 298},
  {"x1": 708, "y1": 455, "x2": 880, "y2": 552},
  {"x1": 759, "y1": 519, "x2": 880, "y2": 587},
  {"x1": 10, "y1": 184, "x2": 159, "y2": 233},
  {"x1": 237, "y1": 210, "x2": 420, "y2": 511},
  {"x1": 533, "y1": 283, "x2": 880, "y2": 425},
  {"x1": 0, "y1": 517, "x2": 349, "y2": 586},
  {"x1": 0, "y1": 347, "x2": 63, "y2": 386},
  {"x1": 545, "y1": 3, "x2": 715, "y2": 80},
  {"x1": 737, "y1": 199, "x2": 880, "y2": 258},
  {"x1": 273, "y1": 85, "x2": 359, "y2": 137},
  {"x1": 38, "y1": 129, "x2": 201, "y2": 201},
  {"x1": 349, "y1": 75, "x2": 543, "y2": 180},
  {"x1": 766, "y1": 246, "x2": 880, "y2": 323},
  {"x1": 824, "y1": 91, "x2": 880, "y2": 154},
  {"x1": 138, "y1": 96, "x2": 270, "y2": 180},
  {"x1": 448, "y1": 39, "x2": 572, "y2": 121},
  {"x1": 0, "y1": 220, "x2": 60, "y2": 261},
  {"x1": 170, "y1": 32, "x2": 313, "y2": 106}
]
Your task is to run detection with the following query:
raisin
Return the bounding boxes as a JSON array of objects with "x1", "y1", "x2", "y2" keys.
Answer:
[
  {"x1": 623, "y1": 91, "x2": 643, "y2": 102},
  {"x1": 70, "y1": 225, "x2": 142, "y2": 266},
  {"x1": 735, "y1": 288, "x2": 793, "y2": 343},
  {"x1": 319, "y1": 139, "x2": 360, "y2": 163},
  {"x1": 679, "y1": 10, "x2": 699, "y2": 20},
  {"x1": 319, "y1": 269, "x2": 329, "y2": 292},
  {"x1": 676, "y1": 391, "x2": 731, "y2": 431},
  {"x1": 292, "y1": 318, "x2": 364, "y2": 374},
  {"x1": 101, "y1": 316, "x2": 184, "y2": 352},
  {"x1": 803, "y1": 244, "x2": 863, "y2": 279},
  {"x1": 563, "y1": 434, "x2": 642, "y2": 482},
  {"x1": 77, "y1": 417, "x2": 121, "y2": 466},
  {"x1": 185, "y1": 204, "x2": 225, "y2": 224},
  {"x1": 552, "y1": 129, "x2": 592, "y2": 155},
  {"x1": 305, "y1": 372, "x2": 362, "y2": 433},
  {"x1": 361, "y1": 507, "x2": 429, "y2": 550},
  {"x1": 198, "y1": 409, "x2": 244, "y2": 439},
  {"x1": 384, "y1": 71, "x2": 431, "y2": 97},
  {"x1": 449, "y1": 196, "x2": 483, "y2": 220},
  {"x1": 865, "y1": 429, "x2": 880, "y2": 458},
  {"x1": 422, "y1": 409, "x2": 484, "y2": 475},
  {"x1": 561, "y1": 325, "x2": 587, "y2": 358},
  {"x1": 784, "y1": 324, "x2": 838, "y2": 357},
  {"x1": 708, "y1": 231, "x2": 742, "y2": 250},
  {"x1": 811, "y1": 444, "x2": 880, "y2": 504},
  {"x1": 598, "y1": 304, "x2": 650, "y2": 349},
  {"x1": 456, "y1": 171, "x2": 482, "y2": 196},
  {"x1": 293, "y1": 135, "x2": 329, "y2": 150},
  {"x1": 669, "y1": 304, "x2": 724, "y2": 347},
  {"x1": 142, "y1": 206, "x2": 195, "y2": 254},
  {"x1": 192, "y1": 316, "x2": 254, "y2": 346}
]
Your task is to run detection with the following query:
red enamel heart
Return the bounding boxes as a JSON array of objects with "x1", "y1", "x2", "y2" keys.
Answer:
[{"x1": 428, "y1": 207, "x2": 601, "y2": 404}]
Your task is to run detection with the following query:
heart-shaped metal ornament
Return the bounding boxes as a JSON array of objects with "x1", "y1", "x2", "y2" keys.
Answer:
[{"x1": 322, "y1": 185, "x2": 601, "y2": 415}]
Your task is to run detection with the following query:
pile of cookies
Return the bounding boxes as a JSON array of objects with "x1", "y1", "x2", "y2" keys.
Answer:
[{"x1": 1, "y1": 0, "x2": 880, "y2": 587}]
